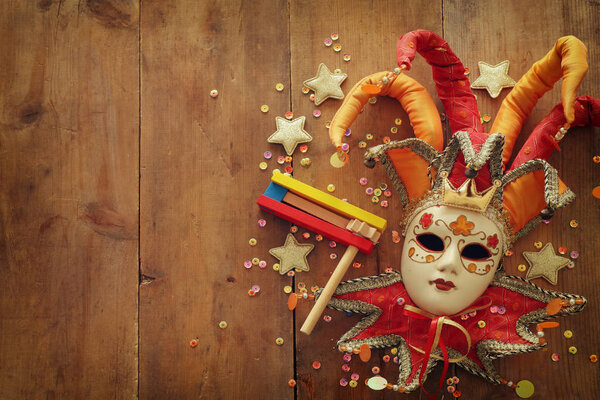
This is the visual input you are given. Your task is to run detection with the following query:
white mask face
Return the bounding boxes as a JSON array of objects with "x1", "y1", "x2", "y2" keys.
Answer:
[{"x1": 401, "y1": 205, "x2": 503, "y2": 316}]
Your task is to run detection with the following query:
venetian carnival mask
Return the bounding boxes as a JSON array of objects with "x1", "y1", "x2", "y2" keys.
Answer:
[
  {"x1": 320, "y1": 30, "x2": 597, "y2": 395},
  {"x1": 401, "y1": 205, "x2": 504, "y2": 315}
]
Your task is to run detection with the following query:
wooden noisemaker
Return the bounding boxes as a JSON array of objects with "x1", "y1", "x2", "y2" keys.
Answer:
[{"x1": 257, "y1": 171, "x2": 387, "y2": 334}]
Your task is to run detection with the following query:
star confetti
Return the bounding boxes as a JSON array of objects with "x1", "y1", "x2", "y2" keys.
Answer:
[
  {"x1": 303, "y1": 63, "x2": 348, "y2": 106},
  {"x1": 269, "y1": 233, "x2": 314, "y2": 275},
  {"x1": 470, "y1": 60, "x2": 516, "y2": 98},
  {"x1": 523, "y1": 242, "x2": 571, "y2": 285},
  {"x1": 267, "y1": 116, "x2": 312, "y2": 155}
]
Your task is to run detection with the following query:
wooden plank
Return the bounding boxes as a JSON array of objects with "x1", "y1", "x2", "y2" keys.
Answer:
[
  {"x1": 444, "y1": 0, "x2": 600, "y2": 398},
  {"x1": 139, "y1": 1, "x2": 294, "y2": 398},
  {"x1": 0, "y1": 1, "x2": 139, "y2": 399},
  {"x1": 290, "y1": 1, "x2": 443, "y2": 399}
]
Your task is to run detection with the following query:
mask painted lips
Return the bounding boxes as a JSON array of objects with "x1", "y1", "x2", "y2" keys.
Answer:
[{"x1": 431, "y1": 278, "x2": 456, "y2": 291}]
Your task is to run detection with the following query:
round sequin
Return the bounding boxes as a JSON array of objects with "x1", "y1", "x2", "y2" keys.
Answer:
[
  {"x1": 249, "y1": 238, "x2": 257, "y2": 246},
  {"x1": 359, "y1": 177, "x2": 368, "y2": 185},
  {"x1": 284, "y1": 111, "x2": 293, "y2": 120},
  {"x1": 302, "y1": 232, "x2": 310, "y2": 240},
  {"x1": 323, "y1": 315, "x2": 332, "y2": 322},
  {"x1": 371, "y1": 196, "x2": 379, "y2": 204},
  {"x1": 396, "y1": 297, "x2": 405, "y2": 306},
  {"x1": 247, "y1": 289, "x2": 256, "y2": 297},
  {"x1": 275, "y1": 337, "x2": 284, "y2": 345},
  {"x1": 352, "y1": 262, "x2": 361, "y2": 269},
  {"x1": 570, "y1": 250, "x2": 579, "y2": 259},
  {"x1": 251, "y1": 285, "x2": 260, "y2": 293},
  {"x1": 339, "y1": 378, "x2": 348, "y2": 387},
  {"x1": 350, "y1": 373, "x2": 359, "y2": 381},
  {"x1": 497, "y1": 306, "x2": 506, "y2": 315},
  {"x1": 288, "y1": 379, "x2": 296, "y2": 387},
  {"x1": 275, "y1": 83, "x2": 284, "y2": 92},
  {"x1": 563, "y1": 330, "x2": 573, "y2": 338},
  {"x1": 447, "y1": 386, "x2": 456, "y2": 393},
  {"x1": 290, "y1": 226, "x2": 298, "y2": 233},
  {"x1": 283, "y1": 286, "x2": 292, "y2": 294},
  {"x1": 551, "y1": 353, "x2": 560, "y2": 362},
  {"x1": 299, "y1": 144, "x2": 309, "y2": 153},
  {"x1": 341, "y1": 364, "x2": 350, "y2": 372},
  {"x1": 259, "y1": 162, "x2": 268, "y2": 170},
  {"x1": 390, "y1": 126, "x2": 398, "y2": 134},
  {"x1": 311, "y1": 285, "x2": 319, "y2": 292},
  {"x1": 373, "y1": 188, "x2": 382, "y2": 197},
  {"x1": 258, "y1": 260, "x2": 267, "y2": 268},
  {"x1": 568, "y1": 346, "x2": 577, "y2": 354},
  {"x1": 477, "y1": 320, "x2": 486, "y2": 328},
  {"x1": 312, "y1": 109, "x2": 321, "y2": 118},
  {"x1": 383, "y1": 190, "x2": 392, "y2": 197},
  {"x1": 365, "y1": 133, "x2": 374, "y2": 140},
  {"x1": 315, "y1": 235, "x2": 323, "y2": 242},
  {"x1": 258, "y1": 219, "x2": 266, "y2": 227},
  {"x1": 558, "y1": 246, "x2": 567, "y2": 254},
  {"x1": 368, "y1": 97, "x2": 377, "y2": 104},
  {"x1": 272, "y1": 263, "x2": 280, "y2": 271},
  {"x1": 243, "y1": 260, "x2": 252, "y2": 269},
  {"x1": 358, "y1": 141, "x2": 367, "y2": 148},
  {"x1": 190, "y1": 339, "x2": 198, "y2": 348},
  {"x1": 482, "y1": 114, "x2": 491, "y2": 123},
  {"x1": 210, "y1": 89, "x2": 218, "y2": 98},
  {"x1": 287, "y1": 270, "x2": 295, "y2": 277},
  {"x1": 324, "y1": 38, "x2": 333, "y2": 47},
  {"x1": 567, "y1": 260, "x2": 575, "y2": 269},
  {"x1": 569, "y1": 219, "x2": 578, "y2": 228},
  {"x1": 343, "y1": 53, "x2": 351, "y2": 62},
  {"x1": 302, "y1": 86, "x2": 310, "y2": 94},
  {"x1": 218, "y1": 321, "x2": 227, "y2": 329},
  {"x1": 518, "y1": 264, "x2": 527, "y2": 272},
  {"x1": 312, "y1": 361, "x2": 321, "y2": 369},
  {"x1": 464, "y1": 67, "x2": 471, "y2": 75},
  {"x1": 380, "y1": 200, "x2": 389, "y2": 208},
  {"x1": 593, "y1": 155, "x2": 600, "y2": 163},
  {"x1": 365, "y1": 187, "x2": 374, "y2": 195},
  {"x1": 590, "y1": 354, "x2": 598, "y2": 363},
  {"x1": 383, "y1": 355, "x2": 390, "y2": 362},
  {"x1": 515, "y1": 380, "x2": 534, "y2": 398},
  {"x1": 330, "y1": 32, "x2": 339, "y2": 40},
  {"x1": 505, "y1": 250, "x2": 514, "y2": 257},
  {"x1": 277, "y1": 155, "x2": 286, "y2": 164},
  {"x1": 327, "y1": 184, "x2": 335, "y2": 192},
  {"x1": 251, "y1": 258, "x2": 260, "y2": 265},
  {"x1": 261, "y1": 104, "x2": 269, "y2": 113},
  {"x1": 333, "y1": 44, "x2": 342, "y2": 52},
  {"x1": 330, "y1": 253, "x2": 337, "y2": 260},
  {"x1": 534, "y1": 241, "x2": 543, "y2": 249},
  {"x1": 309, "y1": 94, "x2": 315, "y2": 102}
]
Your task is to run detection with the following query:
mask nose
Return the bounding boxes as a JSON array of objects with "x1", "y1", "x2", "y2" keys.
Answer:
[{"x1": 434, "y1": 245, "x2": 461, "y2": 275}]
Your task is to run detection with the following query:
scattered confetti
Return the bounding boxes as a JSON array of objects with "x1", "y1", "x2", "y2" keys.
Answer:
[{"x1": 210, "y1": 89, "x2": 218, "y2": 98}]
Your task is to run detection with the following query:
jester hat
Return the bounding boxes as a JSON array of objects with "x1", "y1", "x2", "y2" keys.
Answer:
[{"x1": 322, "y1": 30, "x2": 598, "y2": 393}]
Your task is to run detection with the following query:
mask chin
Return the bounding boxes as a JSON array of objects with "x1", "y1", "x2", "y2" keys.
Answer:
[{"x1": 400, "y1": 205, "x2": 503, "y2": 316}]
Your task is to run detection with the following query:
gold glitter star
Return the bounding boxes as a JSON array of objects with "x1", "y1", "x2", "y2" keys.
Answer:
[
  {"x1": 303, "y1": 63, "x2": 348, "y2": 106},
  {"x1": 523, "y1": 243, "x2": 571, "y2": 285},
  {"x1": 269, "y1": 233, "x2": 314, "y2": 275},
  {"x1": 267, "y1": 116, "x2": 312, "y2": 155},
  {"x1": 470, "y1": 60, "x2": 516, "y2": 98}
]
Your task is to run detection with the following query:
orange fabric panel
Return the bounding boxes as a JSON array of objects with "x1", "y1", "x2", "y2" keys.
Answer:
[
  {"x1": 329, "y1": 72, "x2": 442, "y2": 151},
  {"x1": 491, "y1": 36, "x2": 588, "y2": 166},
  {"x1": 388, "y1": 148, "x2": 433, "y2": 200},
  {"x1": 503, "y1": 170, "x2": 547, "y2": 233}
]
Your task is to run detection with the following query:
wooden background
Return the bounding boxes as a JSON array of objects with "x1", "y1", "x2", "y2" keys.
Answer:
[{"x1": 1, "y1": 0, "x2": 599, "y2": 399}]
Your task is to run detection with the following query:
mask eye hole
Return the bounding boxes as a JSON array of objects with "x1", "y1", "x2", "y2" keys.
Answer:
[
  {"x1": 461, "y1": 243, "x2": 491, "y2": 260},
  {"x1": 416, "y1": 234, "x2": 445, "y2": 252}
]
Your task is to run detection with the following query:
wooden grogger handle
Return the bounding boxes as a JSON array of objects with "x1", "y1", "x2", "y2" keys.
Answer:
[{"x1": 300, "y1": 245, "x2": 360, "y2": 335}]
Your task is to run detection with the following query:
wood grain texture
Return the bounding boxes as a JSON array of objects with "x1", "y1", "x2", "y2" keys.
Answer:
[
  {"x1": 0, "y1": 1, "x2": 139, "y2": 399},
  {"x1": 289, "y1": 1, "x2": 444, "y2": 399},
  {"x1": 2, "y1": 0, "x2": 599, "y2": 399},
  {"x1": 139, "y1": 0, "x2": 294, "y2": 398}
]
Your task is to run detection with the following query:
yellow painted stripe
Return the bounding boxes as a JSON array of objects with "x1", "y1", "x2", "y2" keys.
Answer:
[{"x1": 271, "y1": 171, "x2": 387, "y2": 232}]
